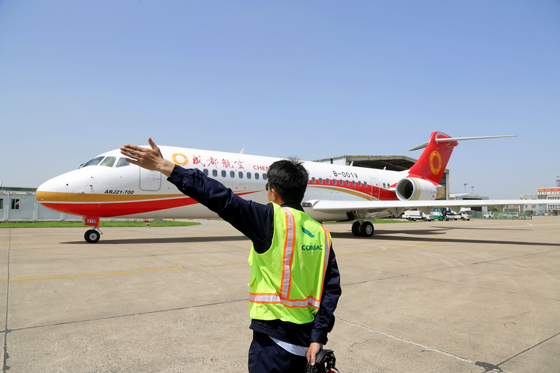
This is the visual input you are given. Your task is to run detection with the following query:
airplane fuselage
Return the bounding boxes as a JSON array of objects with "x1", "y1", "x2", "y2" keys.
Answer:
[{"x1": 36, "y1": 145, "x2": 416, "y2": 223}]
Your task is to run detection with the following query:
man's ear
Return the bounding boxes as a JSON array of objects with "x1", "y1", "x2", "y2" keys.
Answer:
[{"x1": 270, "y1": 188, "x2": 286, "y2": 205}]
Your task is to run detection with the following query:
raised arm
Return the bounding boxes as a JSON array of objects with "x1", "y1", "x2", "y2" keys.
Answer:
[{"x1": 120, "y1": 137, "x2": 175, "y2": 177}]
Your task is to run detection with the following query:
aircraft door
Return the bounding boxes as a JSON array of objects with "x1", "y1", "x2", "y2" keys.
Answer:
[
  {"x1": 369, "y1": 178, "x2": 380, "y2": 200},
  {"x1": 139, "y1": 168, "x2": 161, "y2": 191}
]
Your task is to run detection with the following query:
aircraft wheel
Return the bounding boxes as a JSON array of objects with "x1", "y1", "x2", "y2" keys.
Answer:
[
  {"x1": 85, "y1": 229, "x2": 100, "y2": 243},
  {"x1": 362, "y1": 221, "x2": 374, "y2": 237},
  {"x1": 351, "y1": 221, "x2": 362, "y2": 236}
]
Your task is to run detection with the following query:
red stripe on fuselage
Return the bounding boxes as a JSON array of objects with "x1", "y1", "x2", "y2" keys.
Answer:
[{"x1": 41, "y1": 191, "x2": 258, "y2": 217}]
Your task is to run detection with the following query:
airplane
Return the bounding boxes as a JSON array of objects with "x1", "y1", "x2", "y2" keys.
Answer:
[{"x1": 35, "y1": 131, "x2": 540, "y2": 243}]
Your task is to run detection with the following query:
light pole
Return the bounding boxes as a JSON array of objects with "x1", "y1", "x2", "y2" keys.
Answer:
[
  {"x1": 471, "y1": 186, "x2": 474, "y2": 195},
  {"x1": 464, "y1": 183, "x2": 468, "y2": 193}
]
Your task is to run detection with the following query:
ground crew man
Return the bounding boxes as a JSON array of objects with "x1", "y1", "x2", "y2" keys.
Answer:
[{"x1": 121, "y1": 138, "x2": 341, "y2": 372}]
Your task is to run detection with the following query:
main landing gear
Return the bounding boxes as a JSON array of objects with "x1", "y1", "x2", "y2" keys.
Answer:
[
  {"x1": 352, "y1": 221, "x2": 374, "y2": 237},
  {"x1": 84, "y1": 227, "x2": 102, "y2": 243}
]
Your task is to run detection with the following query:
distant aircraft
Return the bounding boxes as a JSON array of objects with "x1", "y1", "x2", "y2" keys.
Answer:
[{"x1": 36, "y1": 131, "x2": 538, "y2": 243}]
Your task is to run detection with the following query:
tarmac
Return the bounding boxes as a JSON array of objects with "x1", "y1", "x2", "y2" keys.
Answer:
[{"x1": 1, "y1": 216, "x2": 559, "y2": 373}]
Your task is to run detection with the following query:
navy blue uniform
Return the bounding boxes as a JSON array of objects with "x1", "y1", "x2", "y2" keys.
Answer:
[{"x1": 167, "y1": 166, "x2": 342, "y2": 371}]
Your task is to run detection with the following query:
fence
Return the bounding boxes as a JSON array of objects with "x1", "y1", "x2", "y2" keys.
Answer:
[{"x1": 470, "y1": 211, "x2": 533, "y2": 220}]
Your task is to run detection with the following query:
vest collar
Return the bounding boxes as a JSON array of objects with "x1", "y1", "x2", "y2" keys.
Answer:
[{"x1": 281, "y1": 202, "x2": 304, "y2": 212}]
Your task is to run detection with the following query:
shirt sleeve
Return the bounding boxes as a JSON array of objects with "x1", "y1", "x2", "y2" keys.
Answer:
[
  {"x1": 167, "y1": 165, "x2": 273, "y2": 250},
  {"x1": 310, "y1": 246, "x2": 342, "y2": 344}
]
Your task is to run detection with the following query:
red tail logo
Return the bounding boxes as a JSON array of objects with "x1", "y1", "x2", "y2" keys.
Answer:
[{"x1": 408, "y1": 132, "x2": 458, "y2": 184}]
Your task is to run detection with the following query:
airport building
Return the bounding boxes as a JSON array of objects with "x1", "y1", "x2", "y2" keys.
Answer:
[
  {"x1": 519, "y1": 188, "x2": 560, "y2": 216},
  {"x1": 0, "y1": 187, "x2": 81, "y2": 222}
]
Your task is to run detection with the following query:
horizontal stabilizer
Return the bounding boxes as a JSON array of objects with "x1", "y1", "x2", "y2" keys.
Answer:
[{"x1": 409, "y1": 135, "x2": 517, "y2": 151}]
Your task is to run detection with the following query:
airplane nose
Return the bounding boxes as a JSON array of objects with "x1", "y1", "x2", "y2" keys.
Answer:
[{"x1": 35, "y1": 177, "x2": 59, "y2": 204}]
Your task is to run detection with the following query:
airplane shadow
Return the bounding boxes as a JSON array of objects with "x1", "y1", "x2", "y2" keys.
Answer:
[
  {"x1": 330, "y1": 230, "x2": 560, "y2": 248},
  {"x1": 62, "y1": 236, "x2": 251, "y2": 245},
  {"x1": 61, "y1": 227, "x2": 559, "y2": 248}
]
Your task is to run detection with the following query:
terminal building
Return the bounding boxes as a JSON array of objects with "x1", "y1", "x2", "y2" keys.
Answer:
[{"x1": 518, "y1": 176, "x2": 560, "y2": 215}]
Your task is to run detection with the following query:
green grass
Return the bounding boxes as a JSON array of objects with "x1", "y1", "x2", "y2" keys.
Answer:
[
  {"x1": 325, "y1": 219, "x2": 414, "y2": 225},
  {"x1": 0, "y1": 221, "x2": 200, "y2": 228},
  {"x1": 1, "y1": 218, "x2": 411, "y2": 229}
]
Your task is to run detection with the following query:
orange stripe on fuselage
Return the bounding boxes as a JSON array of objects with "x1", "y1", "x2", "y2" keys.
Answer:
[
  {"x1": 38, "y1": 191, "x2": 258, "y2": 218},
  {"x1": 35, "y1": 191, "x2": 185, "y2": 203}
]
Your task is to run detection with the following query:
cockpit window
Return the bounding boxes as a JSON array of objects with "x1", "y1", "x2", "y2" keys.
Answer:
[
  {"x1": 81, "y1": 156, "x2": 105, "y2": 168},
  {"x1": 116, "y1": 158, "x2": 130, "y2": 167},
  {"x1": 100, "y1": 157, "x2": 116, "y2": 167}
]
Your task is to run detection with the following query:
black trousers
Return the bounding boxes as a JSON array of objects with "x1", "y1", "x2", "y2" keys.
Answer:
[{"x1": 248, "y1": 331, "x2": 309, "y2": 373}]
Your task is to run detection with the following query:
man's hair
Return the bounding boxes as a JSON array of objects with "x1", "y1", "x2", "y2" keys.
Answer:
[{"x1": 267, "y1": 157, "x2": 309, "y2": 204}]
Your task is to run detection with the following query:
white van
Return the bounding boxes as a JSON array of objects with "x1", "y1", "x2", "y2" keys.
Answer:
[{"x1": 402, "y1": 209, "x2": 434, "y2": 221}]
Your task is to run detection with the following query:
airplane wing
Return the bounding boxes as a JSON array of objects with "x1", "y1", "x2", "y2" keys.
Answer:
[{"x1": 305, "y1": 199, "x2": 542, "y2": 217}]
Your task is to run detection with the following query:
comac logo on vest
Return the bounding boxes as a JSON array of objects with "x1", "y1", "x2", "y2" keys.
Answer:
[{"x1": 301, "y1": 245, "x2": 323, "y2": 251}]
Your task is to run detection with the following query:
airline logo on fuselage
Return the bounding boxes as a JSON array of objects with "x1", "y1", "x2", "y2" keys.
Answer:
[{"x1": 172, "y1": 153, "x2": 189, "y2": 166}]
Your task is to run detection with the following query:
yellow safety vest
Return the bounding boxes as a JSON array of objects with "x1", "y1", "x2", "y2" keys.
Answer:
[{"x1": 248, "y1": 203, "x2": 331, "y2": 324}]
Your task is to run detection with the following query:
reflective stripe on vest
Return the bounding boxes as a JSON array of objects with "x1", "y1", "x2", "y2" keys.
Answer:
[{"x1": 250, "y1": 207, "x2": 331, "y2": 310}]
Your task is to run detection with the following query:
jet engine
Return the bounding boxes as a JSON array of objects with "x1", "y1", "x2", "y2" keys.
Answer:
[{"x1": 395, "y1": 177, "x2": 440, "y2": 201}]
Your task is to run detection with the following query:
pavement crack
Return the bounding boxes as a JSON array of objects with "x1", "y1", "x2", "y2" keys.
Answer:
[
  {"x1": 495, "y1": 330, "x2": 560, "y2": 369},
  {"x1": 8, "y1": 298, "x2": 247, "y2": 333},
  {"x1": 2, "y1": 229, "x2": 11, "y2": 373}
]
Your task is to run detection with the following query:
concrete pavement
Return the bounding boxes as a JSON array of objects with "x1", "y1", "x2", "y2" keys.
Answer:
[{"x1": 1, "y1": 217, "x2": 559, "y2": 372}]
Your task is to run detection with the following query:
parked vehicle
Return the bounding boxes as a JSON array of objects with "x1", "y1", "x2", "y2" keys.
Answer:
[
  {"x1": 432, "y1": 207, "x2": 455, "y2": 221},
  {"x1": 432, "y1": 208, "x2": 470, "y2": 221},
  {"x1": 402, "y1": 209, "x2": 434, "y2": 221},
  {"x1": 503, "y1": 212, "x2": 520, "y2": 219},
  {"x1": 483, "y1": 212, "x2": 495, "y2": 219}
]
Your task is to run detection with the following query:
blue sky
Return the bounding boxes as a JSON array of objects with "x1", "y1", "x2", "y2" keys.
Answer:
[{"x1": 1, "y1": 1, "x2": 559, "y2": 198}]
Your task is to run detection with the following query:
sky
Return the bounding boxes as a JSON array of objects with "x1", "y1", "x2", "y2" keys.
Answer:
[{"x1": 1, "y1": 0, "x2": 559, "y2": 198}]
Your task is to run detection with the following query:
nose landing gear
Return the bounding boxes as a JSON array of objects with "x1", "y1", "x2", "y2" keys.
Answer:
[{"x1": 84, "y1": 227, "x2": 102, "y2": 243}]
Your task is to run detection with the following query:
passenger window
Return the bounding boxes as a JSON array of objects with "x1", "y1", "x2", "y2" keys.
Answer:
[
  {"x1": 326, "y1": 178, "x2": 330, "y2": 185},
  {"x1": 238, "y1": 171, "x2": 244, "y2": 179},
  {"x1": 319, "y1": 178, "x2": 323, "y2": 184},
  {"x1": 346, "y1": 180, "x2": 349, "y2": 186},
  {"x1": 352, "y1": 181, "x2": 356, "y2": 186},
  {"x1": 116, "y1": 158, "x2": 130, "y2": 167},
  {"x1": 100, "y1": 157, "x2": 116, "y2": 167},
  {"x1": 255, "y1": 173, "x2": 260, "y2": 180},
  {"x1": 221, "y1": 170, "x2": 227, "y2": 178},
  {"x1": 263, "y1": 173, "x2": 267, "y2": 181},
  {"x1": 364, "y1": 182, "x2": 368, "y2": 187},
  {"x1": 312, "y1": 177, "x2": 316, "y2": 183},
  {"x1": 230, "y1": 171, "x2": 235, "y2": 178},
  {"x1": 203, "y1": 169, "x2": 209, "y2": 176},
  {"x1": 358, "y1": 181, "x2": 361, "y2": 187},
  {"x1": 212, "y1": 169, "x2": 218, "y2": 177}
]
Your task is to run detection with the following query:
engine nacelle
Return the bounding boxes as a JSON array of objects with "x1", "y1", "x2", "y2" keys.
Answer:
[{"x1": 395, "y1": 177, "x2": 441, "y2": 201}]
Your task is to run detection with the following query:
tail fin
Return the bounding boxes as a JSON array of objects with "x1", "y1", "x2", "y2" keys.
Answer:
[{"x1": 408, "y1": 132, "x2": 458, "y2": 184}]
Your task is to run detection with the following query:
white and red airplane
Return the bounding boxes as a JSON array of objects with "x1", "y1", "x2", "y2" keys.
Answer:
[{"x1": 36, "y1": 131, "x2": 534, "y2": 243}]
